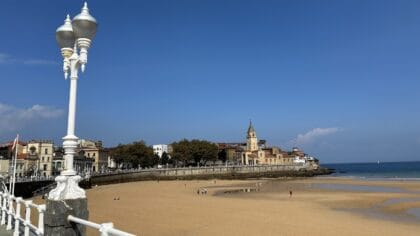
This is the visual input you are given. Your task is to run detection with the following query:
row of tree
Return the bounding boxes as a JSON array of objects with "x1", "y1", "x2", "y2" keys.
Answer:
[
  {"x1": 109, "y1": 139, "x2": 219, "y2": 168},
  {"x1": 171, "y1": 139, "x2": 219, "y2": 166},
  {"x1": 109, "y1": 141, "x2": 158, "y2": 168}
]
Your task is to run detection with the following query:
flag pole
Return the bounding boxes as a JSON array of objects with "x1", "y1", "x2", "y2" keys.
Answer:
[
  {"x1": 11, "y1": 134, "x2": 18, "y2": 196},
  {"x1": 8, "y1": 136, "x2": 16, "y2": 194}
]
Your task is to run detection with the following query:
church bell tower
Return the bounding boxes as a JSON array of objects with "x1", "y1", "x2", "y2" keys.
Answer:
[{"x1": 246, "y1": 121, "x2": 258, "y2": 151}]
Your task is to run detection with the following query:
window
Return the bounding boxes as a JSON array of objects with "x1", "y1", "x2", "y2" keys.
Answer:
[
  {"x1": 42, "y1": 156, "x2": 44, "y2": 162},
  {"x1": 45, "y1": 148, "x2": 48, "y2": 154},
  {"x1": 30, "y1": 146, "x2": 36, "y2": 154},
  {"x1": 88, "y1": 153, "x2": 90, "y2": 157},
  {"x1": 43, "y1": 164, "x2": 47, "y2": 170},
  {"x1": 93, "y1": 153, "x2": 96, "y2": 157},
  {"x1": 47, "y1": 157, "x2": 50, "y2": 162}
]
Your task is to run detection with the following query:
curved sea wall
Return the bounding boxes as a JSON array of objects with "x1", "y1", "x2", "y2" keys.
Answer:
[
  {"x1": 2, "y1": 166, "x2": 333, "y2": 197},
  {"x1": 90, "y1": 165, "x2": 333, "y2": 186}
]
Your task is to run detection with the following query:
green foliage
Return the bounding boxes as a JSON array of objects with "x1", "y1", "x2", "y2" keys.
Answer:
[
  {"x1": 160, "y1": 152, "x2": 170, "y2": 165},
  {"x1": 171, "y1": 139, "x2": 218, "y2": 166},
  {"x1": 218, "y1": 149, "x2": 227, "y2": 162},
  {"x1": 109, "y1": 141, "x2": 155, "y2": 168}
]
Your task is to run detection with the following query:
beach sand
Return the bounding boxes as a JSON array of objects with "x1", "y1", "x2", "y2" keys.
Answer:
[{"x1": 80, "y1": 177, "x2": 420, "y2": 236}]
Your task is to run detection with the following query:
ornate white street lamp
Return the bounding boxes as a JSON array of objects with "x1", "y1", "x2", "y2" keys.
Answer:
[{"x1": 49, "y1": 2, "x2": 97, "y2": 200}]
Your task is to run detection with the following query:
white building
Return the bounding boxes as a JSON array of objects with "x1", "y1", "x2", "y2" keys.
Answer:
[
  {"x1": 293, "y1": 156, "x2": 306, "y2": 164},
  {"x1": 153, "y1": 144, "x2": 168, "y2": 158},
  {"x1": 108, "y1": 156, "x2": 117, "y2": 169}
]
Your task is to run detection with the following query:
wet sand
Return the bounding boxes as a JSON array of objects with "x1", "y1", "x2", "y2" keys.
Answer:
[{"x1": 83, "y1": 177, "x2": 420, "y2": 236}]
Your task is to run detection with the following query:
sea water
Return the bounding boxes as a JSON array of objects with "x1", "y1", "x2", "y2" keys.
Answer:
[
  {"x1": 323, "y1": 161, "x2": 420, "y2": 179},
  {"x1": 322, "y1": 161, "x2": 420, "y2": 222}
]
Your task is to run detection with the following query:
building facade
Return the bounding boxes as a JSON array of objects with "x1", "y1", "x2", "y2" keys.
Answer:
[
  {"x1": 153, "y1": 144, "x2": 168, "y2": 158},
  {"x1": 240, "y1": 122, "x2": 286, "y2": 165},
  {"x1": 79, "y1": 139, "x2": 108, "y2": 172},
  {"x1": 26, "y1": 140, "x2": 54, "y2": 177}
]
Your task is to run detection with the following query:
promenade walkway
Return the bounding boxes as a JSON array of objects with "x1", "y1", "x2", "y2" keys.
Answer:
[{"x1": 0, "y1": 225, "x2": 13, "y2": 235}]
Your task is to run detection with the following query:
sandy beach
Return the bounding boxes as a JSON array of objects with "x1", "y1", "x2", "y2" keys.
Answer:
[{"x1": 71, "y1": 177, "x2": 420, "y2": 236}]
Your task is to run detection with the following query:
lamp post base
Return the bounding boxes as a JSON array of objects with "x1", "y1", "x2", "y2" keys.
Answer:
[
  {"x1": 44, "y1": 198, "x2": 88, "y2": 236},
  {"x1": 48, "y1": 175, "x2": 86, "y2": 200}
]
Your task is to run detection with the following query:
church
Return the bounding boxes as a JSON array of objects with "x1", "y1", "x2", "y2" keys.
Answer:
[{"x1": 240, "y1": 122, "x2": 293, "y2": 165}]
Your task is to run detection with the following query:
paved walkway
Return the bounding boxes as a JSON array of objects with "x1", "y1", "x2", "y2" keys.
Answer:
[{"x1": 0, "y1": 225, "x2": 13, "y2": 235}]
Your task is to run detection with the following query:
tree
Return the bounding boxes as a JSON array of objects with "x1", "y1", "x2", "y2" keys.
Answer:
[
  {"x1": 160, "y1": 152, "x2": 170, "y2": 165},
  {"x1": 171, "y1": 139, "x2": 218, "y2": 166},
  {"x1": 218, "y1": 149, "x2": 227, "y2": 162},
  {"x1": 171, "y1": 139, "x2": 191, "y2": 166},
  {"x1": 109, "y1": 141, "x2": 155, "y2": 168}
]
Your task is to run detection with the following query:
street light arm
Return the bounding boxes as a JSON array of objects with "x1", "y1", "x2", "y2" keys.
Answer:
[{"x1": 77, "y1": 38, "x2": 92, "y2": 72}]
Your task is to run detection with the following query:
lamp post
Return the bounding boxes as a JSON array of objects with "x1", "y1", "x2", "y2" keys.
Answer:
[
  {"x1": 48, "y1": 2, "x2": 97, "y2": 200},
  {"x1": 44, "y1": 2, "x2": 97, "y2": 235}
]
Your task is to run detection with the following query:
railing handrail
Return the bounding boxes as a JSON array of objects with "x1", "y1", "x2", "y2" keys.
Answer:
[{"x1": 68, "y1": 215, "x2": 136, "y2": 236}]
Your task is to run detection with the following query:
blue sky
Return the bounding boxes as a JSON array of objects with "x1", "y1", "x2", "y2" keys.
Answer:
[{"x1": 1, "y1": 0, "x2": 420, "y2": 163}]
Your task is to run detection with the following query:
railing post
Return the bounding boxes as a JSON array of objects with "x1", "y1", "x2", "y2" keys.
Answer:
[
  {"x1": 37, "y1": 204, "x2": 46, "y2": 235},
  {"x1": 13, "y1": 197, "x2": 22, "y2": 236},
  {"x1": 6, "y1": 195, "x2": 14, "y2": 230},
  {"x1": 24, "y1": 200, "x2": 32, "y2": 236},
  {"x1": 0, "y1": 192, "x2": 3, "y2": 225},
  {"x1": 1, "y1": 193, "x2": 7, "y2": 225}
]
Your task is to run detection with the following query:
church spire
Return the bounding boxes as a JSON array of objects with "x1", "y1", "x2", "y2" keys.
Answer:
[
  {"x1": 246, "y1": 120, "x2": 258, "y2": 151},
  {"x1": 247, "y1": 120, "x2": 255, "y2": 134}
]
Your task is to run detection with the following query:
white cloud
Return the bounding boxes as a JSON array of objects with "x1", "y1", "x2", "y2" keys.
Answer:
[
  {"x1": 0, "y1": 103, "x2": 64, "y2": 134},
  {"x1": 23, "y1": 59, "x2": 58, "y2": 65},
  {"x1": 0, "y1": 52, "x2": 55, "y2": 65},
  {"x1": 292, "y1": 127, "x2": 341, "y2": 146},
  {"x1": 0, "y1": 53, "x2": 15, "y2": 64}
]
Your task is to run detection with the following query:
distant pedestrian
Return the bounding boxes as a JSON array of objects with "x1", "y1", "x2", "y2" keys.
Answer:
[
  {"x1": 197, "y1": 189, "x2": 200, "y2": 195},
  {"x1": 289, "y1": 190, "x2": 293, "y2": 198}
]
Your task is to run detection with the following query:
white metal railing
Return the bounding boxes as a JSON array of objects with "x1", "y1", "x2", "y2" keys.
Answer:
[
  {"x1": 0, "y1": 191, "x2": 45, "y2": 236},
  {"x1": 5, "y1": 176, "x2": 55, "y2": 184},
  {"x1": 91, "y1": 164, "x2": 310, "y2": 177},
  {"x1": 67, "y1": 215, "x2": 136, "y2": 236},
  {"x1": 0, "y1": 191, "x2": 136, "y2": 236}
]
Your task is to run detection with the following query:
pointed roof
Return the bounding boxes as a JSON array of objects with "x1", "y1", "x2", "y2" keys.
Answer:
[{"x1": 247, "y1": 120, "x2": 255, "y2": 134}]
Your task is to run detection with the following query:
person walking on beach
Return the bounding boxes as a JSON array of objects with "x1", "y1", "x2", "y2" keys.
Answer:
[{"x1": 289, "y1": 190, "x2": 293, "y2": 198}]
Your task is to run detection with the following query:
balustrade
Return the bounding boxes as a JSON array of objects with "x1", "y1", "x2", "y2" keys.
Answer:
[
  {"x1": 0, "y1": 191, "x2": 135, "y2": 236},
  {"x1": 0, "y1": 193, "x2": 45, "y2": 236}
]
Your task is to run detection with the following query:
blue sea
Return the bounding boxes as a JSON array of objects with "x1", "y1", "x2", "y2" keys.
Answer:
[{"x1": 323, "y1": 161, "x2": 420, "y2": 179}]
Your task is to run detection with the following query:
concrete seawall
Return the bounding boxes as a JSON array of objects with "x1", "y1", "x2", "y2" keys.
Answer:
[{"x1": 90, "y1": 165, "x2": 333, "y2": 186}]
